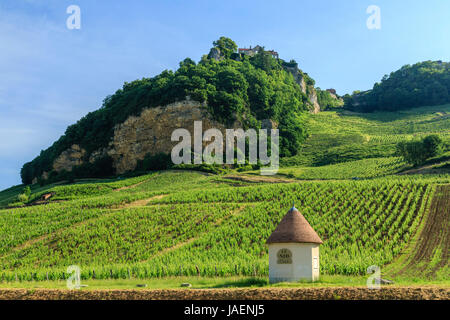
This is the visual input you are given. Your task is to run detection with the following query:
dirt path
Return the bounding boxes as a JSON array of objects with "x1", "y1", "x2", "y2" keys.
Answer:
[
  {"x1": 391, "y1": 185, "x2": 449, "y2": 277},
  {"x1": 114, "y1": 179, "x2": 151, "y2": 191},
  {"x1": 399, "y1": 165, "x2": 450, "y2": 175},
  {"x1": 223, "y1": 174, "x2": 294, "y2": 184},
  {"x1": 0, "y1": 287, "x2": 448, "y2": 300},
  {"x1": 116, "y1": 194, "x2": 167, "y2": 209}
]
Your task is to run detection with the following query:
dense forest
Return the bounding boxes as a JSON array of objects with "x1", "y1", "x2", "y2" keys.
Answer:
[
  {"x1": 21, "y1": 37, "x2": 313, "y2": 184},
  {"x1": 344, "y1": 60, "x2": 450, "y2": 112}
]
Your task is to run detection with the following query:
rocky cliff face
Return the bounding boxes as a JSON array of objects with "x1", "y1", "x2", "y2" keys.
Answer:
[
  {"x1": 53, "y1": 144, "x2": 86, "y2": 172},
  {"x1": 40, "y1": 62, "x2": 325, "y2": 179},
  {"x1": 48, "y1": 100, "x2": 242, "y2": 176},
  {"x1": 283, "y1": 65, "x2": 320, "y2": 114},
  {"x1": 210, "y1": 47, "x2": 322, "y2": 114},
  {"x1": 31, "y1": 144, "x2": 86, "y2": 183},
  {"x1": 108, "y1": 100, "x2": 241, "y2": 174},
  {"x1": 307, "y1": 90, "x2": 320, "y2": 114},
  {"x1": 41, "y1": 86, "x2": 322, "y2": 179},
  {"x1": 208, "y1": 47, "x2": 223, "y2": 61}
]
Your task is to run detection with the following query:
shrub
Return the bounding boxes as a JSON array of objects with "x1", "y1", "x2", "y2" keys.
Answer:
[
  {"x1": 136, "y1": 153, "x2": 172, "y2": 171},
  {"x1": 17, "y1": 193, "x2": 28, "y2": 203},
  {"x1": 236, "y1": 164, "x2": 253, "y2": 172},
  {"x1": 23, "y1": 186, "x2": 31, "y2": 198},
  {"x1": 397, "y1": 135, "x2": 444, "y2": 166},
  {"x1": 422, "y1": 134, "x2": 444, "y2": 158},
  {"x1": 286, "y1": 171, "x2": 295, "y2": 178}
]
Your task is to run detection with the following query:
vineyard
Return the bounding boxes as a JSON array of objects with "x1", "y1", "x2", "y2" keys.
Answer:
[
  {"x1": 278, "y1": 157, "x2": 406, "y2": 179},
  {"x1": 281, "y1": 104, "x2": 450, "y2": 167},
  {"x1": 0, "y1": 171, "x2": 444, "y2": 281},
  {"x1": 0, "y1": 105, "x2": 448, "y2": 285}
]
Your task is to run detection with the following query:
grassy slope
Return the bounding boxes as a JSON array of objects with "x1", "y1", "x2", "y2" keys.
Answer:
[
  {"x1": 0, "y1": 172, "x2": 446, "y2": 282},
  {"x1": 280, "y1": 104, "x2": 450, "y2": 175},
  {"x1": 0, "y1": 105, "x2": 449, "y2": 286},
  {"x1": 384, "y1": 185, "x2": 449, "y2": 280}
]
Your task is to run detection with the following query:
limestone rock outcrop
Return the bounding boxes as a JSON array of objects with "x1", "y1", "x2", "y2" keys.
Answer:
[
  {"x1": 308, "y1": 90, "x2": 320, "y2": 114},
  {"x1": 108, "y1": 100, "x2": 239, "y2": 174},
  {"x1": 283, "y1": 64, "x2": 320, "y2": 114},
  {"x1": 52, "y1": 144, "x2": 86, "y2": 172},
  {"x1": 49, "y1": 100, "x2": 241, "y2": 176},
  {"x1": 208, "y1": 47, "x2": 223, "y2": 61}
]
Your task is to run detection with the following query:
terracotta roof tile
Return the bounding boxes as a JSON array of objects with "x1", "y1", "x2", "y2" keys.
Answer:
[{"x1": 267, "y1": 206, "x2": 323, "y2": 244}]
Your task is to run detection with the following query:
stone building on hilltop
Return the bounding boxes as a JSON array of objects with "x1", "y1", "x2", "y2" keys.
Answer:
[{"x1": 238, "y1": 45, "x2": 279, "y2": 59}]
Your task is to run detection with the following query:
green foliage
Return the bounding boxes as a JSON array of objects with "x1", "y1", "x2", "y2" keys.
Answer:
[
  {"x1": 251, "y1": 48, "x2": 279, "y2": 73},
  {"x1": 22, "y1": 186, "x2": 31, "y2": 198},
  {"x1": 212, "y1": 37, "x2": 237, "y2": 59},
  {"x1": 278, "y1": 112, "x2": 307, "y2": 157},
  {"x1": 172, "y1": 163, "x2": 227, "y2": 175},
  {"x1": 279, "y1": 157, "x2": 405, "y2": 180},
  {"x1": 345, "y1": 60, "x2": 450, "y2": 112},
  {"x1": 27, "y1": 174, "x2": 154, "y2": 202},
  {"x1": 21, "y1": 37, "x2": 309, "y2": 184},
  {"x1": 0, "y1": 173, "x2": 437, "y2": 280},
  {"x1": 144, "y1": 180, "x2": 432, "y2": 276},
  {"x1": 316, "y1": 88, "x2": 343, "y2": 110},
  {"x1": 281, "y1": 104, "x2": 450, "y2": 168},
  {"x1": 136, "y1": 153, "x2": 172, "y2": 172},
  {"x1": 16, "y1": 186, "x2": 32, "y2": 203},
  {"x1": 397, "y1": 141, "x2": 427, "y2": 166},
  {"x1": 303, "y1": 73, "x2": 315, "y2": 87},
  {"x1": 0, "y1": 203, "x2": 239, "y2": 268},
  {"x1": 397, "y1": 135, "x2": 444, "y2": 166},
  {"x1": 236, "y1": 164, "x2": 254, "y2": 172},
  {"x1": 17, "y1": 193, "x2": 28, "y2": 203},
  {"x1": 282, "y1": 60, "x2": 298, "y2": 68},
  {"x1": 422, "y1": 135, "x2": 444, "y2": 158}
]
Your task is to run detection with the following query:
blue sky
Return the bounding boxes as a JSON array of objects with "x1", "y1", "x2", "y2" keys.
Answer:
[{"x1": 0, "y1": 0, "x2": 449, "y2": 190}]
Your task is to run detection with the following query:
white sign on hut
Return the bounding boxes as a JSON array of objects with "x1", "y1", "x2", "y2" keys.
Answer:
[{"x1": 266, "y1": 205, "x2": 323, "y2": 283}]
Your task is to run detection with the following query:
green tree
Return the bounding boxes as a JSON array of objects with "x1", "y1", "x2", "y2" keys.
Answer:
[
  {"x1": 252, "y1": 48, "x2": 274, "y2": 73},
  {"x1": 345, "y1": 60, "x2": 450, "y2": 112},
  {"x1": 20, "y1": 37, "x2": 312, "y2": 184},
  {"x1": 212, "y1": 37, "x2": 237, "y2": 59},
  {"x1": 397, "y1": 135, "x2": 444, "y2": 166},
  {"x1": 136, "y1": 153, "x2": 172, "y2": 171},
  {"x1": 396, "y1": 141, "x2": 427, "y2": 166},
  {"x1": 422, "y1": 135, "x2": 443, "y2": 158}
]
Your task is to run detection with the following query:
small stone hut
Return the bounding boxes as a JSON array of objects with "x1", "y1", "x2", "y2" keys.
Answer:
[{"x1": 267, "y1": 205, "x2": 323, "y2": 283}]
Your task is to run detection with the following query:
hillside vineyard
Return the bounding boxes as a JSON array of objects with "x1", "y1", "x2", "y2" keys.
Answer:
[{"x1": 0, "y1": 171, "x2": 441, "y2": 280}]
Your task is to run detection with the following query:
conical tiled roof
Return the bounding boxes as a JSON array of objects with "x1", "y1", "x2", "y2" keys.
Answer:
[{"x1": 266, "y1": 206, "x2": 323, "y2": 244}]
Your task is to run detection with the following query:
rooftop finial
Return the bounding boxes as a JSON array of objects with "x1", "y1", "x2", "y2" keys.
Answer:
[{"x1": 292, "y1": 201, "x2": 295, "y2": 209}]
